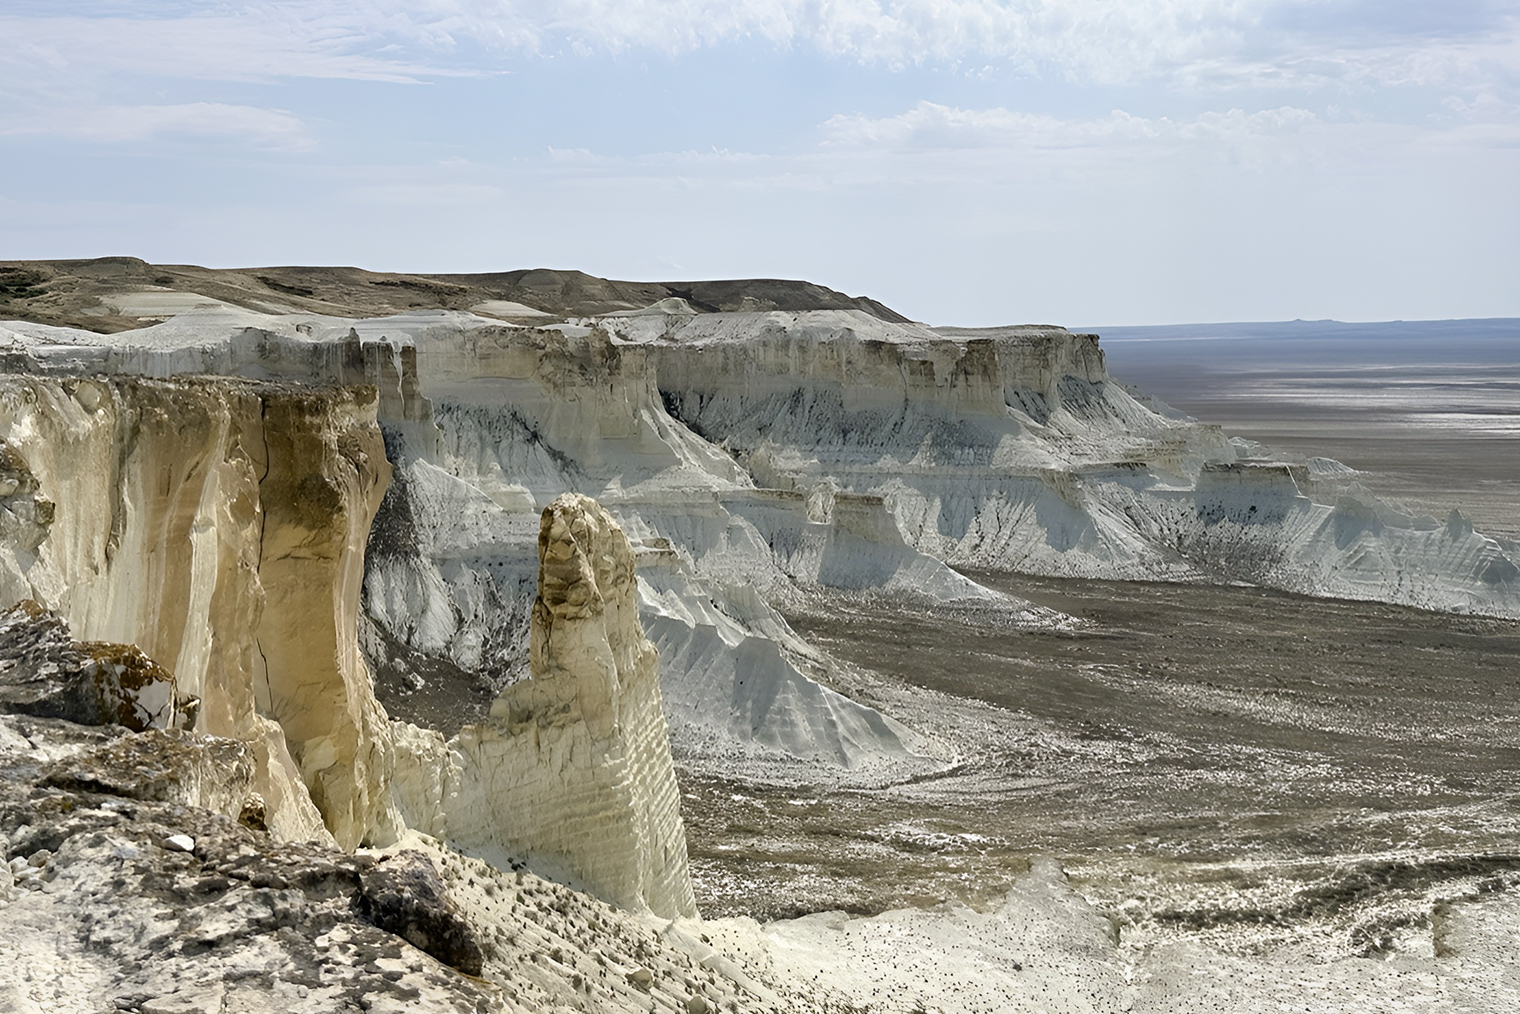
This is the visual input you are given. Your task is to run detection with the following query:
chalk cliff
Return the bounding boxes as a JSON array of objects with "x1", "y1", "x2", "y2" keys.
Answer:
[
  {"x1": 354, "y1": 316, "x2": 957, "y2": 783},
  {"x1": 5, "y1": 295, "x2": 1514, "y2": 793},
  {"x1": 1, "y1": 263, "x2": 1517, "y2": 1011},
  {"x1": 0, "y1": 364, "x2": 704, "y2": 919},
  {"x1": 391, "y1": 494, "x2": 697, "y2": 918},
  {"x1": 0, "y1": 374, "x2": 390, "y2": 847},
  {"x1": 622, "y1": 310, "x2": 1518, "y2": 615}
]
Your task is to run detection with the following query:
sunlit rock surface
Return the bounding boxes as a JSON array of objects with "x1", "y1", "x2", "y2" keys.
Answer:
[
  {"x1": 0, "y1": 601, "x2": 180, "y2": 732},
  {"x1": 391, "y1": 493, "x2": 697, "y2": 919},
  {"x1": 0, "y1": 374, "x2": 388, "y2": 846},
  {"x1": 5, "y1": 299, "x2": 1513, "y2": 784},
  {"x1": 0, "y1": 265, "x2": 1514, "y2": 1012},
  {"x1": 255, "y1": 388, "x2": 394, "y2": 852},
  {"x1": 0, "y1": 715, "x2": 824, "y2": 1013}
]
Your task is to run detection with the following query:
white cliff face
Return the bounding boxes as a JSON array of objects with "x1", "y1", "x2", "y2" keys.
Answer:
[
  {"x1": 354, "y1": 318, "x2": 962, "y2": 778},
  {"x1": 0, "y1": 374, "x2": 392, "y2": 847},
  {"x1": 10, "y1": 302, "x2": 1515, "y2": 784},
  {"x1": 5, "y1": 302, "x2": 1515, "y2": 793},
  {"x1": 615, "y1": 310, "x2": 1519, "y2": 616},
  {"x1": 391, "y1": 494, "x2": 697, "y2": 918},
  {"x1": 2, "y1": 293, "x2": 1518, "y2": 1012}
]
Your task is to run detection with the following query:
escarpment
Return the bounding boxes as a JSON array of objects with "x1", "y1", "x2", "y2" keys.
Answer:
[
  {"x1": 0, "y1": 267, "x2": 1516, "y2": 1011},
  {"x1": 0, "y1": 374, "x2": 388, "y2": 846},
  {"x1": 617, "y1": 311, "x2": 1518, "y2": 615},
  {"x1": 0, "y1": 366, "x2": 704, "y2": 915},
  {"x1": 4, "y1": 295, "x2": 1514, "y2": 793}
]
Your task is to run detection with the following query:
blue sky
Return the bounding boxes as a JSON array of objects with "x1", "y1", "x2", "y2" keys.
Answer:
[{"x1": 2, "y1": 1, "x2": 1517, "y2": 325}]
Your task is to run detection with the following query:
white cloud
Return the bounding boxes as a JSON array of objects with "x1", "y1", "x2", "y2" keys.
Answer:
[
  {"x1": 364, "y1": 0, "x2": 1520, "y2": 91},
  {"x1": 0, "y1": 10, "x2": 450, "y2": 85},
  {"x1": 821, "y1": 100, "x2": 1320, "y2": 151},
  {"x1": 2, "y1": 102, "x2": 313, "y2": 149},
  {"x1": 2, "y1": 1, "x2": 1515, "y2": 90}
]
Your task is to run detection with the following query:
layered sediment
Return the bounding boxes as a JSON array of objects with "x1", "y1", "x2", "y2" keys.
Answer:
[
  {"x1": 0, "y1": 264, "x2": 1515, "y2": 1011},
  {"x1": 392, "y1": 494, "x2": 697, "y2": 918}
]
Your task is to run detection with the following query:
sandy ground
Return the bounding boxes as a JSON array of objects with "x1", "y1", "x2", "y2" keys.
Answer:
[{"x1": 1097, "y1": 321, "x2": 1520, "y2": 540}]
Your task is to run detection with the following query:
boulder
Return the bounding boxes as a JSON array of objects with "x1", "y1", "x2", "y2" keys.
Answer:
[
  {"x1": 359, "y1": 850, "x2": 484, "y2": 975},
  {"x1": 0, "y1": 601, "x2": 181, "y2": 731}
]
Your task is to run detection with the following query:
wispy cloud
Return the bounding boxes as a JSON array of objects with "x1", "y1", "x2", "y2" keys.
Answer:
[
  {"x1": 396, "y1": 0, "x2": 1520, "y2": 86},
  {"x1": 2, "y1": 1, "x2": 1515, "y2": 90},
  {"x1": 2, "y1": 102, "x2": 314, "y2": 149},
  {"x1": 0, "y1": 9, "x2": 454, "y2": 85},
  {"x1": 821, "y1": 101, "x2": 1321, "y2": 152}
]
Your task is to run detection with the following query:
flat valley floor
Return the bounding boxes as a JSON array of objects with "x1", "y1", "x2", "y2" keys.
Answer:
[
  {"x1": 678, "y1": 323, "x2": 1520, "y2": 1008},
  {"x1": 1096, "y1": 320, "x2": 1520, "y2": 542},
  {"x1": 679, "y1": 577, "x2": 1520, "y2": 1010}
]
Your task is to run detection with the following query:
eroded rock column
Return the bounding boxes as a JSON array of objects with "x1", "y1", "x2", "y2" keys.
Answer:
[
  {"x1": 413, "y1": 493, "x2": 697, "y2": 918},
  {"x1": 256, "y1": 387, "x2": 395, "y2": 851}
]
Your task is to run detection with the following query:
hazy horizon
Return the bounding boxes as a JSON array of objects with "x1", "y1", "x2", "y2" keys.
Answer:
[{"x1": 3, "y1": 2, "x2": 1516, "y2": 327}]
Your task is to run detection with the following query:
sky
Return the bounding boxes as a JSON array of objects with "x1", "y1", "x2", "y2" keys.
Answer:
[{"x1": 1, "y1": 1, "x2": 1517, "y2": 325}]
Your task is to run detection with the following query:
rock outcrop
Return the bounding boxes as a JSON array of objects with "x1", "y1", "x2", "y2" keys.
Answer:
[
  {"x1": 392, "y1": 494, "x2": 698, "y2": 919},
  {"x1": 627, "y1": 310, "x2": 1519, "y2": 615},
  {"x1": 1, "y1": 265, "x2": 1515, "y2": 1011},
  {"x1": 358, "y1": 850, "x2": 485, "y2": 976},
  {"x1": 0, "y1": 601, "x2": 181, "y2": 732},
  {"x1": 0, "y1": 712, "x2": 802, "y2": 1014},
  {"x1": 0, "y1": 715, "x2": 504, "y2": 1014},
  {"x1": 0, "y1": 374, "x2": 390, "y2": 847},
  {"x1": 0, "y1": 363, "x2": 705, "y2": 922},
  {"x1": 255, "y1": 389, "x2": 394, "y2": 851},
  {"x1": 8, "y1": 297, "x2": 1513, "y2": 786}
]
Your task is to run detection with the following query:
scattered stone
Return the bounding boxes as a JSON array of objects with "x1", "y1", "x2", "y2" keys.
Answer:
[{"x1": 160, "y1": 834, "x2": 195, "y2": 853}]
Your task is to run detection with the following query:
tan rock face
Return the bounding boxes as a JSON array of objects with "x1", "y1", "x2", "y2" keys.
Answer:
[
  {"x1": 0, "y1": 373, "x2": 695, "y2": 911},
  {"x1": 393, "y1": 493, "x2": 697, "y2": 918},
  {"x1": 256, "y1": 388, "x2": 395, "y2": 851},
  {"x1": 0, "y1": 376, "x2": 392, "y2": 848}
]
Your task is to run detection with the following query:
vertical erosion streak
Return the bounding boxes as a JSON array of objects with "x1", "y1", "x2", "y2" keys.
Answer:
[{"x1": 254, "y1": 385, "x2": 394, "y2": 851}]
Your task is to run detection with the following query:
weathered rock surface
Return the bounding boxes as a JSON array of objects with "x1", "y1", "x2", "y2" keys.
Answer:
[
  {"x1": 0, "y1": 713, "x2": 822, "y2": 1014},
  {"x1": 0, "y1": 374, "x2": 390, "y2": 848},
  {"x1": 39, "y1": 728, "x2": 256, "y2": 821},
  {"x1": 359, "y1": 850, "x2": 484, "y2": 975},
  {"x1": 255, "y1": 388, "x2": 395, "y2": 852},
  {"x1": 0, "y1": 601, "x2": 181, "y2": 732},
  {"x1": 0, "y1": 715, "x2": 502, "y2": 1014},
  {"x1": 357, "y1": 317, "x2": 974, "y2": 784},
  {"x1": 0, "y1": 364, "x2": 706, "y2": 926},
  {"x1": 632, "y1": 310, "x2": 1519, "y2": 615},
  {"x1": 391, "y1": 494, "x2": 698, "y2": 919}
]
